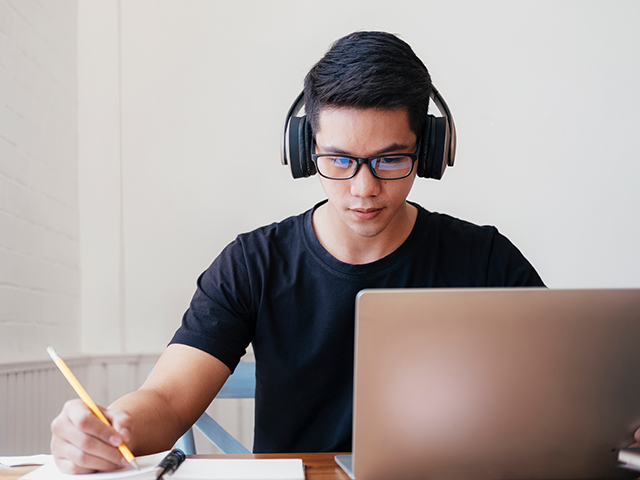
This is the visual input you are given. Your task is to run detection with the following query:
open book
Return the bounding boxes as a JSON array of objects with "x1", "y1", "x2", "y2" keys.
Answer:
[{"x1": 20, "y1": 451, "x2": 305, "y2": 480}]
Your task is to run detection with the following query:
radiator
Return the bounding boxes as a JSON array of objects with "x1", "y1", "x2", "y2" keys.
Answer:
[{"x1": 0, "y1": 354, "x2": 159, "y2": 456}]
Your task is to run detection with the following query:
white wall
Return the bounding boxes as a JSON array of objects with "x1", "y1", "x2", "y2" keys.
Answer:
[
  {"x1": 77, "y1": 0, "x2": 126, "y2": 354},
  {"x1": 93, "y1": 0, "x2": 639, "y2": 354},
  {"x1": 0, "y1": 0, "x2": 79, "y2": 363},
  {"x1": 2, "y1": 0, "x2": 639, "y2": 362}
]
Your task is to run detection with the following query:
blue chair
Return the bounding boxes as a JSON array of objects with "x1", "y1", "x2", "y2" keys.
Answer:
[{"x1": 174, "y1": 361, "x2": 255, "y2": 454}]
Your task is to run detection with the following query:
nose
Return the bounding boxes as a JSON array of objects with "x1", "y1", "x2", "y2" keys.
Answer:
[{"x1": 350, "y1": 163, "x2": 381, "y2": 198}]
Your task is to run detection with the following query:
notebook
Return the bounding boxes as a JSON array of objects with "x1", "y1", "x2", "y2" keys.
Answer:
[
  {"x1": 20, "y1": 451, "x2": 305, "y2": 480},
  {"x1": 336, "y1": 288, "x2": 640, "y2": 480}
]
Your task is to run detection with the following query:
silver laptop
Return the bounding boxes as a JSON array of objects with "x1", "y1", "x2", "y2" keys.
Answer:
[{"x1": 336, "y1": 288, "x2": 640, "y2": 480}]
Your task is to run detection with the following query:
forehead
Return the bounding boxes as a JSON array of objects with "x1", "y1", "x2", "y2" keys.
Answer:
[{"x1": 315, "y1": 107, "x2": 417, "y2": 155}]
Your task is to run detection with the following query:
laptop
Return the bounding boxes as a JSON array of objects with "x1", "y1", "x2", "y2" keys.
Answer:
[{"x1": 336, "y1": 288, "x2": 640, "y2": 480}]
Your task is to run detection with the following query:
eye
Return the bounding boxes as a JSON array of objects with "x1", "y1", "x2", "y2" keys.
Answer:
[
  {"x1": 375, "y1": 156, "x2": 412, "y2": 171},
  {"x1": 330, "y1": 156, "x2": 353, "y2": 169},
  {"x1": 379, "y1": 156, "x2": 404, "y2": 165}
]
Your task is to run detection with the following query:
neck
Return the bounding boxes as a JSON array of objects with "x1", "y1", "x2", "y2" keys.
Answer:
[{"x1": 312, "y1": 201, "x2": 417, "y2": 265}]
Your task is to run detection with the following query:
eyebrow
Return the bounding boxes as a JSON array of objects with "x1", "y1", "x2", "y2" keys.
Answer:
[{"x1": 316, "y1": 142, "x2": 415, "y2": 156}]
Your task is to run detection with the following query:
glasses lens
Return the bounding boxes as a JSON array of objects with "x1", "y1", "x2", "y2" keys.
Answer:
[
  {"x1": 316, "y1": 156, "x2": 356, "y2": 179},
  {"x1": 371, "y1": 156, "x2": 414, "y2": 179}
]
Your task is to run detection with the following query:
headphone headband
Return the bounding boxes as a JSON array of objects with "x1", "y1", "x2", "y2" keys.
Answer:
[
  {"x1": 281, "y1": 92, "x2": 305, "y2": 168},
  {"x1": 429, "y1": 86, "x2": 457, "y2": 174}
]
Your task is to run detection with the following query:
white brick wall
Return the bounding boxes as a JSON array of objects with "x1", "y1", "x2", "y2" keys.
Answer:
[{"x1": 0, "y1": 0, "x2": 80, "y2": 363}]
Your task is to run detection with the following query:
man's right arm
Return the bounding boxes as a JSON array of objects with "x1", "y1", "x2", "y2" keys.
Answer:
[{"x1": 50, "y1": 344, "x2": 231, "y2": 474}]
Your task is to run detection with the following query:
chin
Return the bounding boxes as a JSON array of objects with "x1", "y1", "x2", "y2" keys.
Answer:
[{"x1": 346, "y1": 220, "x2": 387, "y2": 238}]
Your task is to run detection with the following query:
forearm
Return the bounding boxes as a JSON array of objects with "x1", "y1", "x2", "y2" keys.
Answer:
[
  {"x1": 107, "y1": 345, "x2": 231, "y2": 456},
  {"x1": 108, "y1": 387, "x2": 186, "y2": 456}
]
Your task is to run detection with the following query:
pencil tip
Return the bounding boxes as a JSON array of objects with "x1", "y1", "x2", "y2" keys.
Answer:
[{"x1": 130, "y1": 459, "x2": 140, "y2": 470}]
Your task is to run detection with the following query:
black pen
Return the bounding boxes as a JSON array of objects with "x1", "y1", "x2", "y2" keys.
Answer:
[{"x1": 156, "y1": 449, "x2": 186, "y2": 480}]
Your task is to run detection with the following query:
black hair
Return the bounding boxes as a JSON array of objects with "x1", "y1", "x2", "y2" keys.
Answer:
[{"x1": 303, "y1": 31, "x2": 432, "y2": 137}]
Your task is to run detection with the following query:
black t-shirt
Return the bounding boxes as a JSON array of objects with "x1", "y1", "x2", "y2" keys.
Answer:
[{"x1": 170, "y1": 201, "x2": 544, "y2": 453}]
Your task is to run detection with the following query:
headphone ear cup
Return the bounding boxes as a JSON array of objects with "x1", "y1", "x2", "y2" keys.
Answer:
[
  {"x1": 429, "y1": 116, "x2": 449, "y2": 180},
  {"x1": 417, "y1": 115, "x2": 436, "y2": 178},
  {"x1": 285, "y1": 115, "x2": 316, "y2": 179},
  {"x1": 300, "y1": 116, "x2": 316, "y2": 177},
  {"x1": 418, "y1": 115, "x2": 449, "y2": 179},
  {"x1": 286, "y1": 116, "x2": 306, "y2": 179}
]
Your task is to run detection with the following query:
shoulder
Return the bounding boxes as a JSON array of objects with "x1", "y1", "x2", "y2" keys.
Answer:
[
  {"x1": 232, "y1": 207, "x2": 310, "y2": 253},
  {"x1": 211, "y1": 206, "x2": 314, "y2": 271},
  {"x1": 411, "y1": 203, "x2": 544, "y2": 287},
  {"x1": 195, "y1": 207, "x2": 315, "y2": 312},
  {"x1": 413, "y1": 203, "x2": 500, "y2": 245},
  {"x1": 239, "y1": 209, "x2": 308, "y2": 240}
]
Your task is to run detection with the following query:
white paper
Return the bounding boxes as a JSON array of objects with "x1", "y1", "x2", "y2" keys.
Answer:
[
  {"x1": 171, "y1": 458, "x2": 305, "y2": 480},
  {"x1": 19, "y1": 452, "x2": 166, "y2": 480},
  {"x1": 19, "y1": 453, "x2": 305, "y2": 480}
]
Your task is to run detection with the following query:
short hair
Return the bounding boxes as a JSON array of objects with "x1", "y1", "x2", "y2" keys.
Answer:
[{"x1": 303, "y1": 31, "x2": 432, "y2": 137}]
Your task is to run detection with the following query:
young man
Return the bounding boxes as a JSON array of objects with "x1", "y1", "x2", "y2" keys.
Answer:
[{"x1": 50, "y1": 31, "x2": 546, "y2": 473}]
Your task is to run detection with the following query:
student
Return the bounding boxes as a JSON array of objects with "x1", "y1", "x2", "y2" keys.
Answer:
[{"x1": 51, "y1": 31, "x2": 547, "y2": 474}]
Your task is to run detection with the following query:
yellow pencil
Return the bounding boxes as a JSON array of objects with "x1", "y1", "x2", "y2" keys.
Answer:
[{"x1": 47, "y1": 347, "x2": 140, "y2": 470}]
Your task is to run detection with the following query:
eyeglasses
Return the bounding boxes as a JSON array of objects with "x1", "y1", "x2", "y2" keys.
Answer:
[{"x1": 311, "y1": 153, "x2": 418, "y2": 180}]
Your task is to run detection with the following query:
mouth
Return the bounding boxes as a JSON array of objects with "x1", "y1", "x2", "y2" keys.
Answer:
[{"x1": 350, "y1": 207, "x2": 383, "y2": 220}]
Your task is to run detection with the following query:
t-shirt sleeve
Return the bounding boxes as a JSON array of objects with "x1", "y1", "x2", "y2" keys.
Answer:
[
  {"x1": 485, "y1": 229, "x2": 545, "y2": 287},
  {"x1": 169, "y1": 238, "x2": 255, "y2": 373}
]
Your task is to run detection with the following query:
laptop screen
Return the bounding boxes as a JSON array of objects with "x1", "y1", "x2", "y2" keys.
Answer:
[{"x1": 348, "y1": 288, "x2": 640, "y2": 480}]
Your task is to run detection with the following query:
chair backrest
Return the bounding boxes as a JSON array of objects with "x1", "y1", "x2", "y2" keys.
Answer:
[
  {"x1": 175, "y1": 361, "x2": 255, "y2": 455},
  {"x1": 216, "y1": 361, "x2": 255, "y2": 398}
]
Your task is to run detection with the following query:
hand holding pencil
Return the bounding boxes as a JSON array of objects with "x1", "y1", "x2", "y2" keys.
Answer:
[{"x1": 48, "y1": 347, "x2": 140, "y2": 474}]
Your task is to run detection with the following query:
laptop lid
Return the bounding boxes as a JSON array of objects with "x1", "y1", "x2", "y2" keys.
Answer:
[{"x1": 348, "y1": 288, "x2": 640, "y2": 480}]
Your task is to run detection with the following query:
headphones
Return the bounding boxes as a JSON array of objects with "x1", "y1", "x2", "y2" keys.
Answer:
[{"x1": 281, "y1": 86, "x2": 457, "y2": 180}]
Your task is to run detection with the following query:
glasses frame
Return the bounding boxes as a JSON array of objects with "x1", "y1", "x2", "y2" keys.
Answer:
[{"x1": 311, "y1": 152, "x2": 419, "y2": 180}]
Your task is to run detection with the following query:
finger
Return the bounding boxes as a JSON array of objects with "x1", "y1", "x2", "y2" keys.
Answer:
[
  {"x1": 51, "y1": 400, "x2": 127, "y2": 471},
  {"x1": 634, "y1": 428, "x2": 640, "y2": 443},
  {"x1": 51, "y1": 421, "x2": 127, "y2": 472},
  {"x1": 54, "y1": 456, "x2": 96, "y2": 475},
  {"x1": 64, "y1": 400, "x2": 124, "y2": 450},
  {"x1": 52, "y1": 437, "x2": 127, "y2": 474},
  {"x1": 104, "y1": 407, "x2": 134, "y2": 445}
]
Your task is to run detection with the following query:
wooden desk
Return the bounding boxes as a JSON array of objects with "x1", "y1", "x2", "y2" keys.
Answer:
[
  {"x1": 0, "y1": 452, "x2": 351, "y2": 480},
  {"x1": 0, "y1": 466, "x2": 34, "y2": 480}
]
